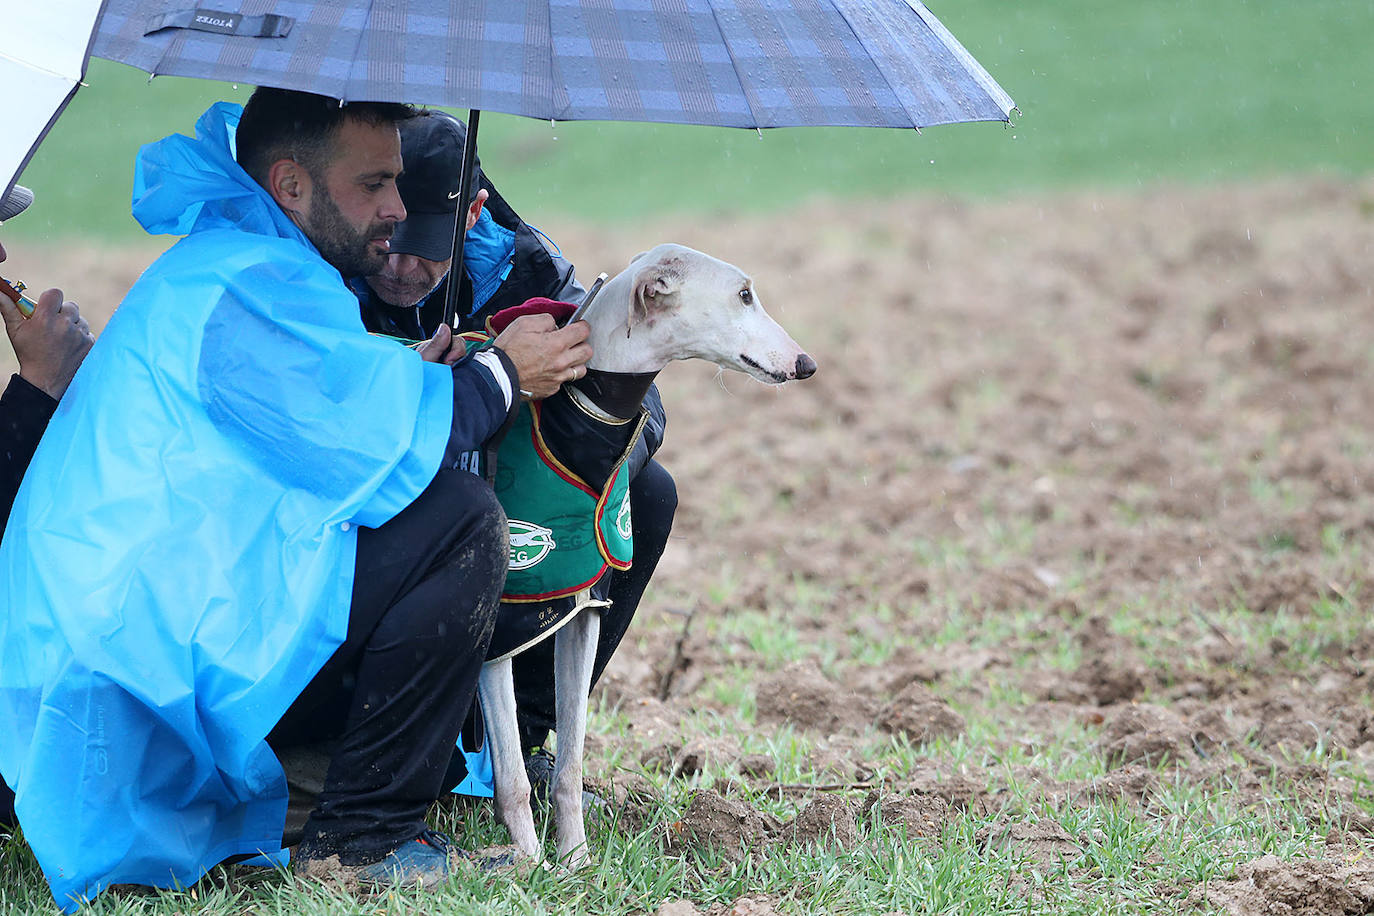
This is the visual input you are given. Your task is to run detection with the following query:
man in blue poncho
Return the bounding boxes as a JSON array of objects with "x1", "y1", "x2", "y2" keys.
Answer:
[{"x1": 0, "y1": 87, "x2": 592, "y2": 907}]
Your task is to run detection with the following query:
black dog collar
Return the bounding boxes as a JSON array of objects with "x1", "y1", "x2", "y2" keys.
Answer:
[{"x1": 571, "y1": 369, "x2": 659, "y2": 420}]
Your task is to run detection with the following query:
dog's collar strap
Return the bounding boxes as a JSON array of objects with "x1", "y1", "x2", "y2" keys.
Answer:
[{"x1": 572, "y1": 369, "x2": 659, "y2": 420}]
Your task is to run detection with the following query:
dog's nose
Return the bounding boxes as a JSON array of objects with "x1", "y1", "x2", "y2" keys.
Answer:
[{"x1": 794, "y1": 353, "x2": 817, "y2": 380}]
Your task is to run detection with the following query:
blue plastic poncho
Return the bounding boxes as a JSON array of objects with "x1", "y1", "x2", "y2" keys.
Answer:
[{"x1": 0, "y1": 103, "x2": 455, "y2": 909}]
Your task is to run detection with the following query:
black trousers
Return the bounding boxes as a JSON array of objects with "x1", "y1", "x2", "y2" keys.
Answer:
[
  {"x1": 269, "y1": 468, "x2": 506, "y2": 863},
  {"x1": 0, "y1": 777, "x2": 12, "y2": 832}
]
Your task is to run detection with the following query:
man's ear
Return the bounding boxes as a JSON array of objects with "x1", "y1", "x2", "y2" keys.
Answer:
[
  {"x1": 628, "y1": 262, "x2": 681, "y2": 333},
  {"x1": 464, "y1": 189, "x2": 489, "y2": 233},
  {"x1": 265, "y1": 158, "x2": 311, "y2": 217}
]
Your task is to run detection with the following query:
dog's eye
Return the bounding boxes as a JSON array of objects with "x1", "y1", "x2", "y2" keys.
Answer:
[{"x1": 739, "y1": 288, "x2": 753, "y2": 305}]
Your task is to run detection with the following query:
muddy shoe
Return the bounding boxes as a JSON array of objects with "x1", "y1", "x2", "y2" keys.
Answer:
[
  {"x1": 525, "y1": 747, "x2": 609, "y2": 817},
  {"x1": 297, "y1": 828, "x2": 454, "y2": 890},
  {"x1": 355, "y1": 829, "x2": 454, "y2": 888}
]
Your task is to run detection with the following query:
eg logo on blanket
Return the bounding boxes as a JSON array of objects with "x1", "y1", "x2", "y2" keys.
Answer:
[{"x1": 509, "y1": 520, "x2": 557, "y2": 570}]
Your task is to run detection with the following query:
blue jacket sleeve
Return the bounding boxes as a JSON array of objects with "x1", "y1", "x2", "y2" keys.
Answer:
[{"x1": 442, "y1": 346, "x2": 520, "y2": 474}]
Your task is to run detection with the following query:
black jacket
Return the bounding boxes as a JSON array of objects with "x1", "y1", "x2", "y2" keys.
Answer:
[{"x1": 1, "y1": 374, "x2": 57, "y2": 532}]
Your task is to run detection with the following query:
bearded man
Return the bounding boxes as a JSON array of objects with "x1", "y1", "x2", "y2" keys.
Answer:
[{"x1": 0, "y1": 87, "x2": 592, "y2": 909}]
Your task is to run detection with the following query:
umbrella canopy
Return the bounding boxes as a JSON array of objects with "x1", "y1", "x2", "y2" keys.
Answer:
[
  {"x1": 91, "y1": 0, "x2": 1015, "y2": 129},
  {"x1": 1, "y1": 0, "x2": 108, "y2": 204},
  {"x1": 89, "y1": 0, "x2": 1015, "y2": 324}
]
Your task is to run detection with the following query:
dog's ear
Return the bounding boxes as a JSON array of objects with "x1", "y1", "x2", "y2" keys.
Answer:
[{"x1": 628, "y1": 261, "x2": 682, "y2": 335}]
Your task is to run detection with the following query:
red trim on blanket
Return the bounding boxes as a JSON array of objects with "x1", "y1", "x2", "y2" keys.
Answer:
[
  {"x1": 528, "y1": 401, "x2": 598, "y2": 498},
  {"x1": 500, "y1": 564, "x2": 609, "y2": 602}
]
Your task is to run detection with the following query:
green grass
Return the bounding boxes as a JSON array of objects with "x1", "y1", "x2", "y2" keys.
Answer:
[
  {"x1": 8, "y1": 0, "x2": 1374, "y2": 242},
  {"x1": 1, "y1": 636, "x2": 1361, "y2": 914},
  {"x1": 7, "y1": 584, "x2": 1333, "y2": 916}
]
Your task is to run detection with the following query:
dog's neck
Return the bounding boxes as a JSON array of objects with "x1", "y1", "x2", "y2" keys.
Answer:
[
  {"x1": 568, "y1": 369, "x2": 659, "y2": 422},
  {"x1": 569, "y1": 271, "x2": 671, "y2": 421}
]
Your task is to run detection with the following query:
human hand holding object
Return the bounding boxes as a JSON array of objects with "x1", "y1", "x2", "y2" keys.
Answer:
[
  {"x1": 492, "y1": 314, "x2": 592, "y2": 401},
  {"x1": 1, "y1": 283, "x2": 95, "y2": 399}
]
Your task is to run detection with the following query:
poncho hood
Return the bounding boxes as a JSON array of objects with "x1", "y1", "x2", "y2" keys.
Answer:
[{"x1": 133, "y1": 101, "x2": 308, "y2": 244}]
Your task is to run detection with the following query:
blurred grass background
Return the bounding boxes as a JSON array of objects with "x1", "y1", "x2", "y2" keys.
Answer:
[{"x1": 8, "y1": 0, "x2": 1373, "y2": 242}]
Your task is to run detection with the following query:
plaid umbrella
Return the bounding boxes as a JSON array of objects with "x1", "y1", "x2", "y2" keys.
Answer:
[
  {"x1": 91, "y1": 0, "x2": 1014, "y2": 130},
  {"x1": 89, "y1": 0, "x2": 1015, "y2": 322}
]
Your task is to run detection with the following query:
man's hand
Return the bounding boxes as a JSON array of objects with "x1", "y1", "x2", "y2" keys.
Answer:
[
  {"x1": 493, "y1": 314, "x2": 592, "y2": 401},
  {"x1": 416, "y1": 323, "x2": 466, "y2": 366},
  {"x1": 1, "y1": 286, "x2": 95, "y2": 400}
]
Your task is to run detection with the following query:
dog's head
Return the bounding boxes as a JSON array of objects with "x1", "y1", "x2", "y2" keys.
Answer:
[{"x1": 624, "y1": 244, "x2": 816, "y2": 384}]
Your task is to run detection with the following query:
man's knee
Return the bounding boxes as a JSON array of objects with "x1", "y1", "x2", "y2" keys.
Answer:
[
  {"x1": 407, "y1": 469, "x2": 508, "y2": 647},
  {"x1": 631, "y1": 460, "x2": 677, "y2": 548},
  {"x1": 429, "y1": 468, "x2": 508, "y2": 561}
]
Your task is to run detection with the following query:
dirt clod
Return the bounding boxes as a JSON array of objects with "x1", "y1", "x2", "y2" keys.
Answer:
[
  {"x1": 755, "y1": 660, "x2": 875, "y2": 733},
  {"x1": 1097, "y1": 704, "x2": 1192, "y2": 767},
  {"x1": 670, "y1": 790, "x2": 773, "y2": 860},
  {"x1": 783, "y1": 795, "x2": 860, "y2": 850},
  {"x1": 977, "y1": 819, "x2": 1084, "y2": 869},
  {"x1": 865, "y1": 791, "x2": 951, "y2": 842},
  {"x1": 1186, "y1": 854, "x2": 1374, "y2": 915},
  {"x1": 877, "y1": 683, "x2": 966, "y2": 745},
  {"x1": 705, "y1": 896, "x2": 782, "y2": 916}
]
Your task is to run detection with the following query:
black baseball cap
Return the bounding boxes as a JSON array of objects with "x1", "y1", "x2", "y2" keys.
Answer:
[
  {"x1": 389, "y1": 111, "x2": 483, "y2": 262},
  {"x1": 0, "y1": 184, "x2": 34, "y2": 222}
]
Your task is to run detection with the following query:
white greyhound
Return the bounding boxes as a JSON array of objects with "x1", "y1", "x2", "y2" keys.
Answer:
[{"x1": 477, "y1": 244, "x2": 817, "y2": 868}]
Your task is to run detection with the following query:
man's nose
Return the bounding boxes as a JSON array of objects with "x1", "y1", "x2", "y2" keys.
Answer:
[
  {"x1": 382, "y1": 185, "x2": 406, "y2": 224},
  {"x1": 389, "y1": 253, "x2": 420, "y2": 273}
]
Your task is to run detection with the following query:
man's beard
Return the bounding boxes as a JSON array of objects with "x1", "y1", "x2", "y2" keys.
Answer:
[
  {"x1": 305, "y1": 184, "x2": 391, "y2": 277},
  {"x1": 369, "y1": 264, "x2": 444, "y2": 308}
]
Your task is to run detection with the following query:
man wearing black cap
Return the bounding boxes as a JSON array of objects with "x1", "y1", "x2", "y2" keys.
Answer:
[
  {"x1": 352, "y1": 111, "x2": 582, "y2": 339},
  {"x1": 352, "y1": 111, "x2": 678, "y2": 806},
  {"x1": 0, "y1": 182, "x2": 96, "y2": 831}
]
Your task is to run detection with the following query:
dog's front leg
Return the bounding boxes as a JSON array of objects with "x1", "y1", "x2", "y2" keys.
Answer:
[
  {"x1": 478, "y1": 658, "x2": 542, "y2": 861},
  {"x1": 551, "y1": 608, "x2": 601, "y2": 868}
]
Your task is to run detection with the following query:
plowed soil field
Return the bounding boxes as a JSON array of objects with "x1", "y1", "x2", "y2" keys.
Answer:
[{"x1": 6, "y1": 175, "x2": 1374, "y2": 914}]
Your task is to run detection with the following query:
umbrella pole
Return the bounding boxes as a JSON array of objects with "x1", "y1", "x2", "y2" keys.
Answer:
[{"x1": 442, "y1": 108, "x2": 482, "y2": 329}]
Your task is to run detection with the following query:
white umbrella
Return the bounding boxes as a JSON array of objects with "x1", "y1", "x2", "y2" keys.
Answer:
[{"x1": 0, "y1": 1, "x2": 108, "y2": 204}]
